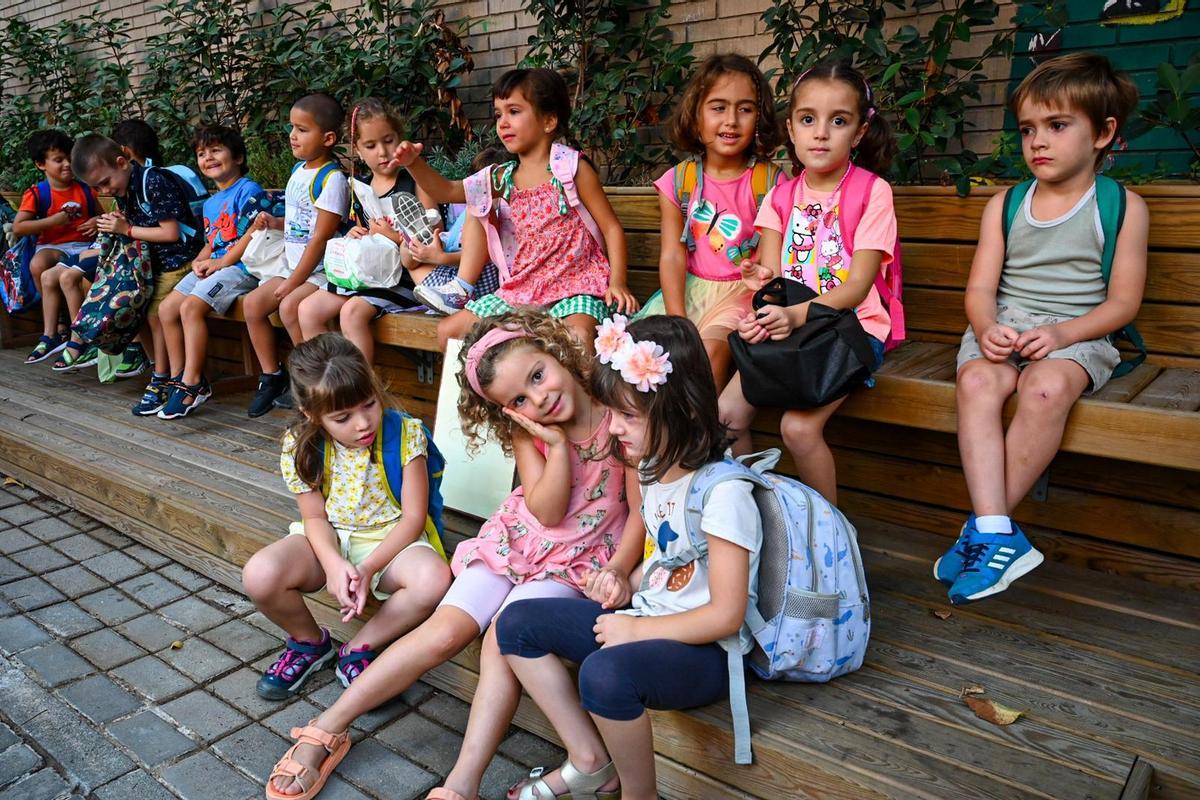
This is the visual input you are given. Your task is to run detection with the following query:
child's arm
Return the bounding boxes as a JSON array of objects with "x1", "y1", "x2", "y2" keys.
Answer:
[
  {"x1": 190, "y1": 243, "x2": 214, "y2": 276},
  {"x1": 507, "y1": 415, "x2": 573, "y2": 527},
  {"x1": 96, "y1": 211, "x2": 181, "y2": 244},
  {"x1": 12, "y1": 209, "x2": 70, "y2": 237},
  {"x1": 295, "y1": 489, "x2": 360, "y2": 620},
  {"x1": 407, "y1": 233, "x2": 458, "y2": 267},
  {"x1": 273, "y1": 207, "x2": 341, "y2": 300},
  {"x1": 578, "y1": 468, "x2": 645, "y2": 608},
  {"x1": 1015, "y1": 190, "x2": 1149, "y2": 360},
  {"x1": 389, "y1": 142, "x2": 465, "y2": 204},
  {"x1": 965, "y1": 193, "x2": 1018, "y2": 361},
  {"x1": 595, "y1": 535, "x2": 750, "y2": 646},
  {"x1": 575, "y1": 160, "x2": 637, "y2": 314},
  {"x1": 346, "y1": 456, "x2": 430, "y2": 618},
  {"x1": 657, "y1": 193, "x2": 689, "y2": 317}
]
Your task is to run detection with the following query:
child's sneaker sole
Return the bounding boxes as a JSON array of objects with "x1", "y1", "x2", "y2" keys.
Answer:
[{"x1": 951, "y1": 548, "x2": 1044, "y2": 604}]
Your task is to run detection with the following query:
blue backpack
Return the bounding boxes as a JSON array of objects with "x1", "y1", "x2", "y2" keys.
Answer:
[
  {"x1": 0, "y1": 180, "x2": 99, "y2": 313},
  {"x1": 317, "y1": 409, "x2": 449, "y2": 560},
  {"x1": 681, "y1": 449, "x2": 870, "y2": 764},
  {"x1": 140, "y1": 162, "x2": 208, "y2": 245}
]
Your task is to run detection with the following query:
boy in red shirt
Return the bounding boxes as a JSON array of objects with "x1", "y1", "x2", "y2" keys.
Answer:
[{"x1": 14, "y1": 129, "x2": 100, "y2": 364}]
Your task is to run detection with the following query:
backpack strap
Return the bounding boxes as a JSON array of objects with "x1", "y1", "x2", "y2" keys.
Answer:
[
  {"x1": 34, "y1": 180, "x2": 51, "y2": 218},
  {"x1": 548, "y1": 143, "x2": 606, "y2": 253},
  {"x1": 375, "y1": 410, "x2": 448, "y2": 560},
  {"x1": 80, "y1": 183, "x2": 99, "y2": 218},
  {"x1": 464, "y1": 164, "x2": 513, "y2": 274},
  {"x1": 674, "y1": 158, "x2": 702, "y2": 252},
  {"x1": 310, "y1": 163, "x2": 340, "y2": 204},
  {"x1": 1001, "y1": 178, "x2": 1036, "y2": 245},
  {"x1": 837, "y1": 166, "x2": 906, "y2": 348},
  {"x1": 1093, "y1": 176, "x2": 1145, "y2": 377},
  {"x1": 750, "y1": 160, "x2": 781, "y2": 209}
]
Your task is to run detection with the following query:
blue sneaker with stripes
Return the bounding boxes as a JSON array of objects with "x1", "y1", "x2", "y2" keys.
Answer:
[
  {"x1": 933, "y1": 514, "x2": 977, "y2": 585},
  {"x1": 948, "y1": 523, "x2": 1043, "y2": 605}
]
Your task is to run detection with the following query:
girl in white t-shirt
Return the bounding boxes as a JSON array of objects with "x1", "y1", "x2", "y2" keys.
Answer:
[{"x1": 495, "y1": 315, "x2": 762, "y2": 800}]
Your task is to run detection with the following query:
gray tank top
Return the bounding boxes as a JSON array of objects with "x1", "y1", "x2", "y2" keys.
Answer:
[{"x1": 996, "y1": 181, "x2": 1108, "y2": 318}]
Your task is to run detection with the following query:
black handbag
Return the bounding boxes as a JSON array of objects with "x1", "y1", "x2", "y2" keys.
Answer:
[{"x1": 728, "y1": 277, "x2": 878, "y2": 409}]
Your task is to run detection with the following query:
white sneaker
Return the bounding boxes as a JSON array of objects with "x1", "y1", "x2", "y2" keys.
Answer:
[{"x1": 415, "y1": 280, "x2": 470, "y2": 315}]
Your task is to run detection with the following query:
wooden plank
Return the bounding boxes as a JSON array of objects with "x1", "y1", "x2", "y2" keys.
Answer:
[
  {"x1": 606, "y1": 191, "x2": 661, "y2": 231},
  {"x1": 373, "y1": 312, "x2": 442, "y2": 352},
  {"x1": 1120, "y1": 758, "x2": 1154, "y2": 800},
  {"x1": 1131, "y1": 369, "x2": 1200, "y2": 412},
  {"x1": 1091, "y1": 363, "x2": 1163, "y2": 403}
]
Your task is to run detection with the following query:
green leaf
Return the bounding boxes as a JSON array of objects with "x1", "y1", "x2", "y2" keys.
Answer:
[{"x1": 1157, "y1": 62, "x2": 1181, "y2": 95}]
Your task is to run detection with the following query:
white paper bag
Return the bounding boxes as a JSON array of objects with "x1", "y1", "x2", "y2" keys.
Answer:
[{"x1": 241, "y1": 229, "x2": 288, "y2": 281}]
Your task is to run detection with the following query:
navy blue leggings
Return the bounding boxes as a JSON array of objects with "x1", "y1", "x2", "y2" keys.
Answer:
[{"x1": 495, "y1": 597, "x2": 729, "y2": 721}]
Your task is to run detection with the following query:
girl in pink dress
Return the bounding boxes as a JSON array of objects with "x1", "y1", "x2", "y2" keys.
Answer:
[
  {"x1": 389, "y1": 68, "x2": 639, "y2": 351},
  {"x1": 265, "y1": 310, "x2": 644, "y2": 800}
]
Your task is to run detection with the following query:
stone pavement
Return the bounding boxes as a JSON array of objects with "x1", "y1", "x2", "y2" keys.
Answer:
[{"x1": 0, "y1": 479, "x2": 562, "y2": 800}]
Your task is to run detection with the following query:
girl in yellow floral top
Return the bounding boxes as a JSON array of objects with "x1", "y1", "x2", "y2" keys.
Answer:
[{"x1": 242, "y1": 333, "x2": 451, "y2": 705}]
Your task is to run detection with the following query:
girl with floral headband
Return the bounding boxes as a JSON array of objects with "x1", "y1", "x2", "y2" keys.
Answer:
[
  {"x1": 264, "y1": 310, "x2": 643, "y2": 800},
  {"x1": 495, "y1": 315, "x2": 763, "y2": 800}
]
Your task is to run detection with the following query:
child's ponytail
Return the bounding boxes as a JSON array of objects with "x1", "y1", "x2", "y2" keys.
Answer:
[{"x1": 787, "y1": 61, "x2": 897, "y2": 176}]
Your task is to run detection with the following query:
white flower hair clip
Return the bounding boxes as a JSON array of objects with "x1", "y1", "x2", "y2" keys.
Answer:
[{"x1": 594, "y1": 315, "x2": 673, "y2": 392}]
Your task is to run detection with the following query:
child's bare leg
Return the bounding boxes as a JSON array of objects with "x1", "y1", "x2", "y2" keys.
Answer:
[
  {"x1": 564, "y1": 313, "x2": 599, "y2": 356},
  {"x1": 179, "y1": 296, "x2": 214, "y2": 385},
  {"x1": 409, "y1": 264, "x2": 433, "y2": 284},
  {"x1": 297, "y1": 289, "x2": 344, "y2": 341},
  {"x1": 719, "y1": 374, "x2": 757, "y2": 455},
  {"x1": 1002, "y1": 359, "x2": 1090, "y2": 510},
  {"x1": 457, "y1": 214, "x2": 487, "y2": 284},
  {"x1": 156, "y1": 291, "x2": 187, "y2": 377},
  {"x1": 279, "y1": 282, "x2": 319, "y2": 345},
  {"x1": 437, "y1": 310, "x2": 480, "y2": 351},
  {"x1": 592, "y1": 713, "x2": 656, "y2": 800},
  {"x1": 442, "y1": 627, "x2": 523, "y2": 799},
  {"x1": 148, "y1": 313, "x2": 169, "y2": 374},
  {"x1": 338, "y1": 298, "x2": 377, "y2": 364},
  {"x1": 779, "y1": 397, "x2": 846, "y2": 504},
  {"x1": 39, "y1": 264, "x2": 66, "y2": 338},
  {"x1": 29, "y1": 250, "x2": 59, "y2": 315},
  {"x1": 241, "y1": 536, "x2": 326, "y2": 642},
  {"x1": 345, "y1": 547, "x2": 450, "y2": 651},
  {"x1": 269, "y1": 606, "x2": 480, "y2": 796},
  {"x1": 956, "y1": 359, "x2": 1020, "y2": 515},
  {"x1": 703, "y1": 337, "x2": 734, "y2": 393},
  {"x1": 242, "y1": 279, "x2": 284, "y2": 373},
  {"x1": 59, "y1": 270, "x2": 89, "y2": 323}
]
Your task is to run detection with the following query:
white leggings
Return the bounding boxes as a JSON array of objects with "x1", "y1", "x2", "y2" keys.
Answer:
[{"x1": 438, "y1": 562, "x2": 580, "y2": 632}]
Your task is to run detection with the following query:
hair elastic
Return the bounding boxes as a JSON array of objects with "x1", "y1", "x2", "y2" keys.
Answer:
[
  {"x1": 349, "y1": 104, "x2": 359, "y2": 145},
  {"x1": 465, "y1": 327, "x2": 529, "y2": 397}
]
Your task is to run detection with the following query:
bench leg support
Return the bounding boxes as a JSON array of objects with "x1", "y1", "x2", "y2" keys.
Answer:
[{"x1": 1031, "y1": 468, "x2": 1051, "y2": 502}]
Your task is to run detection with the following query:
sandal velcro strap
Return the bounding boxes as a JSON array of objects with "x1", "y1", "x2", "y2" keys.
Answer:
[
  {"x1": 270, "y1": 758, "x2": 314, "y2": 784},
  {"x1": 284, "y1": 636, "x2": 330, "y2": 656},
  {"x1": 337, "y1": 649, "x2": 378, "y2": 669},
  {"x1": 290, "y1": 721, "x2": 346, "y2": 751}
]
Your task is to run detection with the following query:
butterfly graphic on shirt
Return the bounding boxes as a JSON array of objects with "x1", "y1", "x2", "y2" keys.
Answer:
[{"x1": 689, "y1": 199, "x2": 752, "y2": 264}]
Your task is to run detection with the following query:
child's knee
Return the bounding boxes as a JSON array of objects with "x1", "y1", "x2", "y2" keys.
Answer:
[
  {"x1": 410, "y1": 557, "x2": 452, "y2": 607},
  {"x1": 578, "y1": 651, "x2": 636, "y2": 715},
  {"x1": 437, "y1": 312, "x2": 473, "y2": 350},
  {"x1": 58, "y1": 269, "x2": 81, "y2": 289},
  {"x1": 180, "y1": 295, "x2": 210, "y2": 323},
  {"x1": 780, "y1": 411, "x2": 824, "y2": 452},
  {"x1": 956, "y1": 361, "x2": 1013, "y2": 401},
  {"x1": 1017, "y1": 368, "x2": 1082, "y2": 412},
  {"x1": 241, "y1": 551, "x2": 283, "y2": 600},
  {"x1": 39, "y1": 266, "x2": 62, "y2": 290}
]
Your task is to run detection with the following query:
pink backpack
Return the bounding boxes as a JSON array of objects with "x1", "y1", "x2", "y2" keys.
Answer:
[
  {"x1": 770, "y1": 165, "x2": 906, "y2": 350},
  {"x1": 462, "y1": 143, "x2": 606, "y2": 282}
]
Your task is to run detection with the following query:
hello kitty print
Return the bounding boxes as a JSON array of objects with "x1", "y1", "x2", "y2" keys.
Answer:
[{"x1": 782, "y1": 198, "x2": 849, "y2": 294}]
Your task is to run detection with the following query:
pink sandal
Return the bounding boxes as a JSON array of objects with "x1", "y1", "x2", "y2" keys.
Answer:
[
  {"x1": 426, "y1": 790, "x2": 474, "y2": 800},
  {"x1": 265, "y1": 720, "x2": 351, "y2": 800}
]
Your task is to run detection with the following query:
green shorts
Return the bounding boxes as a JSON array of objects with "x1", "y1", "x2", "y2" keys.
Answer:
[{"x1": 466, "y1": 293, "x2": 610, "y2": 323}]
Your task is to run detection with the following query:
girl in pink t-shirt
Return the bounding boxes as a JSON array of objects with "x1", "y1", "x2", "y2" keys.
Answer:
[
  {"x1": 638, "y1": 54, "x2": 784, "y2": 390},
  {"x1": 721, "y1": 61, "x2": 899, "y2": 504}
]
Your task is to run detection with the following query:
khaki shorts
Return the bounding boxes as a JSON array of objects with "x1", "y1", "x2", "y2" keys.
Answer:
[
  {"x1": 287, "y1": 520, "x2": 435, "y2": 600},
  {"x1": 149, "y1": 268, "x2": 188, "y2": 315},
  {"x1": 956, "y1": 305, "x2": 1121, "y2": 393}
]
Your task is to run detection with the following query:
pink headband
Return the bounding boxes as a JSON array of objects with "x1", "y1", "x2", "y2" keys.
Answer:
[{"x1": 465, "y1": 327, "x2": 529, "y2": 397}]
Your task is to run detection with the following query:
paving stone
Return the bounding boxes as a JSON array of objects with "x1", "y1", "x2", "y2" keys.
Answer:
[
  {"x1": 156, "y1": 637, "x2": 238, "y2": 682},
  {"x1": 84, "y1": 527, "x2": 131, "y2": 548},
  {"x1": 0, "y1": 490, "x2": 19, "y2": 508},
  {"x1": 0, "y1": 557, "x2": 29, "y2": 586},
  {"x1": 15, "y1": 642, "x2": 94, "y2": 686},
  {"x1": 81, "y1": 551, "x2": 145, "y2": 583},
  {"x1": 76, "y1": 588, "x2": 144, "y2": 626},
  {"x1": 0, "y1": 576, "x2": 62, "y2": 610},
  {"x1": 210, "y1": 723, "x2": 289, "y2": 784},
  {"x1": 71, "y1": 629, "x2": 147, "y2": 670},
  {"x1": 111, "y1": 656, "x2": 192, "y2": 702},
  {"x1": 498, "y1": 729, "x2": 564, "y2": 770},
  {"x1": 19, "y1": 516, "x2": 75, "y2": 542},
  {"x1": 480, "y1": 756, "x2": 536, "y2": 800},
  {"x1": 209, "y1": 668, "x2": 292, "y2": 720},
  {"x1": 0, "y1": 529, "x2": 38, "y2": 555},
  {"x1": 106, "y1": 711, "x2": 195, "y2": 767},
  {"x1": 377, "y1": 712, "x2": 463, "y2": 774},
  {"x1": 0, "y1": 723, "x2": 17, "y2": 751},
  {"x1": 160, "y1": 691, "x2": 249, "y2": 743},
  {"x1": 307, "y1": 682, "x2": 407, "y2": 733},
  {"x1": 93, "y1": 769, "x2": 176, "y2": 800},
  {"x1": 118, "y1": 573, "x2": 187, "y2": 609},
  {"x1": 416, "y1": 692, "x2": 471, "y2": 730},
  {"x1": 28, "y1": 602, "x2": 103, "y2": 639},
  {"x1": 158, "y1": 597, "x2": 230, "y2": 633},
  {"x1": 337, "y1": 738, "x2": 437, "y2": 800},
  {"x1": 243, "y1": 611, "x2": 284, "y2": 638},
  {"x1": 315, "y1": 776, "x2": 374, "y2": 800},
  {"x1": 197, "y1": 585, "x2": 254, "y2": 616},
  {"x1": 124, "y1": 544, "x2": 171, "y2": 570},
  {"x1": 51, "y1": 533, "x2": 110, "y2": 562},
  {"x1": 157, "y1": 564, "x2": 211, "y2": 592},
  {"x1": 0, "y1": 741, "x2": 43, "y2": 787},
  {"x1": 262, "y1": 699, "x2": 323, "y2": 739},
  {"x1": 200, "y1": 619, "x2": 279, "y2": 663},
  {"x1": 1, "y1": 484, "x2": 38, "y2": 501},
  {"x1": 0, "y1": 505, "x2": 48, "y2": 528},
  {"x1": 40, "y1": 566, "x2": 108, "y2": 599},
  {"x1": 0, "y1": 598, "x2": 14, "y2": 618},
  {"x1": 0, "y1": 615, "x2": 52, "y2": 653},
  {"x1": 116, "y1": 614, "x2": 187, "y2": 652},
  {"x1": 160, "y1": 751, "x2": 258, "y2": 800},
  {"x1": 59, "y1": 675, "x2": 141, "y2": 724},
  {"x1": 0, "y1": 667, "x2": 134, "y2": 791},
  {"x1": 57, "y1": 513, "x2": 100, "y2": 533},
  {"x1": 9, "y1": 545, "x2": 72, "y2": 573},
  {"x1": 0, "y1": 768, "x2": 71, "y2": 800},
  {"x1": 29, "y1": 498, "x2": 69, "y2": 515}
]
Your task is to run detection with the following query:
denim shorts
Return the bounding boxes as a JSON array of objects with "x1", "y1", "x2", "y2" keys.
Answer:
[{"x1": 174, "y1": 266, "x2": 259, "y2": 315}]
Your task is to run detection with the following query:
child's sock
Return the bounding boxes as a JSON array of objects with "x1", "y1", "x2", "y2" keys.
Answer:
[
  {"x1": 453, "y1": 276, "x2": 475, "y2": 293},
  {"x1": 267, "y1": 366, "x2": 284, "y2": 376},
  {"x1": 150, "y1": 371, "x2": 169, "y2": 383},
  {"x1": 976, "y1": 515, "x2": 1013, "y2": 535}
]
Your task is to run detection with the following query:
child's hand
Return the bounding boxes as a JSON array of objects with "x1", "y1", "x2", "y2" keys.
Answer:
[
  {"x1": 605, "y1": 283, "x2": 639, "y2": 315},
  {"x1": 346, "y1": 567, "x2": 376, "y2": 620},
  {"x1": 980, "y1": 323, "x2": 1018, "y2": 361},
  {"x1": 77, "y1": 217, "x2": 99, "y2": 237},
  {"x1": 503, "y1": 407, "x2": 566, "y2": 447},
  {"x1": 273, "y1": 279, "x2": 296, "y2": 301},
  {"x1": 388, "y1": 141, "x2": 424, "y2": 169},
  {"x1": 325, "y1": 559, "x2": 360, "y2": 621},
  {"x1": 736, "y1": 310, "x2": 769, "y2": 344},
  {"x1": 407, "y1": 235, "x2": 445, "y2": 265},
  {"x1": 196, "y1": 258, "x2": 223, "y2": 278},
  {"x1": 95, "y1": 213, "x2": 131, "y2": 236},
  {"x1": 740, "y1": 259, "x2": 773, "y2": 291},
  {"x1": 593, "y1": 612, "x2": 640, "y2": 648},
  {"x1": 252, "y1": 212, "x2": 275, "y2": 231},
  {"x1": 578, "y1": 568, "x2": 632, "y2": 609},
  {"x1": 346, "y1": 225, "x2": 368, "y2": 240},
  {"x1": 366, "y1": 219, "x2": 394, "y2": 239},
  {"x1": 754, "y1": 305, "x2": 794, "y2": 340},
  {"x1": 1015, "y1": 324, "x2": 1068, "y2": 361}
]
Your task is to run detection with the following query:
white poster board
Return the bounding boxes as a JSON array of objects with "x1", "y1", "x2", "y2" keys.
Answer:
[{"x1": 433, "y1": 338, "x2": 516, "y2": 519}]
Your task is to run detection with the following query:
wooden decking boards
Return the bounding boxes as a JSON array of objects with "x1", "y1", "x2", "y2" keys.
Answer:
[{"x1": 1, "y1": 349, "x2": 1197, "y2": 799}]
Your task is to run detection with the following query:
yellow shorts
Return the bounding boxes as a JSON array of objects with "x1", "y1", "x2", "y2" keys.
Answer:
[
  {"x1": 287, "y1": 520, "x2": 435, "y2": 600},
  {"x1": 635, "y1": 274, "x2": 753, "y2": 340},
  {"x1": 150, "y1": 269, "x2": 188, "y2": 315}
]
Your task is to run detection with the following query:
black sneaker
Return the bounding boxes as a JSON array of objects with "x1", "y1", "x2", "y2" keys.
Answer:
[
  {"x1": 273, "y1": 387, "x2": 295, "y2": 410},
  {"x1": 248, "y1": 371, "x2": 288, "y2": 418},
  {"x1": 132, "y1": 375, "x2": 172, "y2": 417}
]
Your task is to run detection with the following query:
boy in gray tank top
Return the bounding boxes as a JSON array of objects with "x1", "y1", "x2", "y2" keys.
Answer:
[{"x1": 937, "y1": 53, "x2": 1148, "y2": 605}]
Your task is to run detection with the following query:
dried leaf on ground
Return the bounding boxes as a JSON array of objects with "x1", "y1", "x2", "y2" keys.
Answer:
[
  {"x1": 170, "y1": 640, "x2": 184, "y2": 650},
  {"x1": 960, "y1": 685, "x2": 985, "y2": 697},
  {"x1": 2, "y1": 477, "x2": 24, "y2": 488},
  {"x1": 964, "y1": 695, "x2": 1024, "y2": 725},
  {"x1": 932, "y1": 609, "x2": 952, "y2": 620}
]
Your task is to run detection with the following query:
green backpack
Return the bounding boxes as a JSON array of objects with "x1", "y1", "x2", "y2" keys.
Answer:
[{"x1": 1001, "y1": 176, "x2": 1147, "y2": 378}]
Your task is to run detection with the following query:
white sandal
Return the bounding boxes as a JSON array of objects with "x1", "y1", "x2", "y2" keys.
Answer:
[{"x1": 508, "y1": 758, "x2": 620, "y2": 800}]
